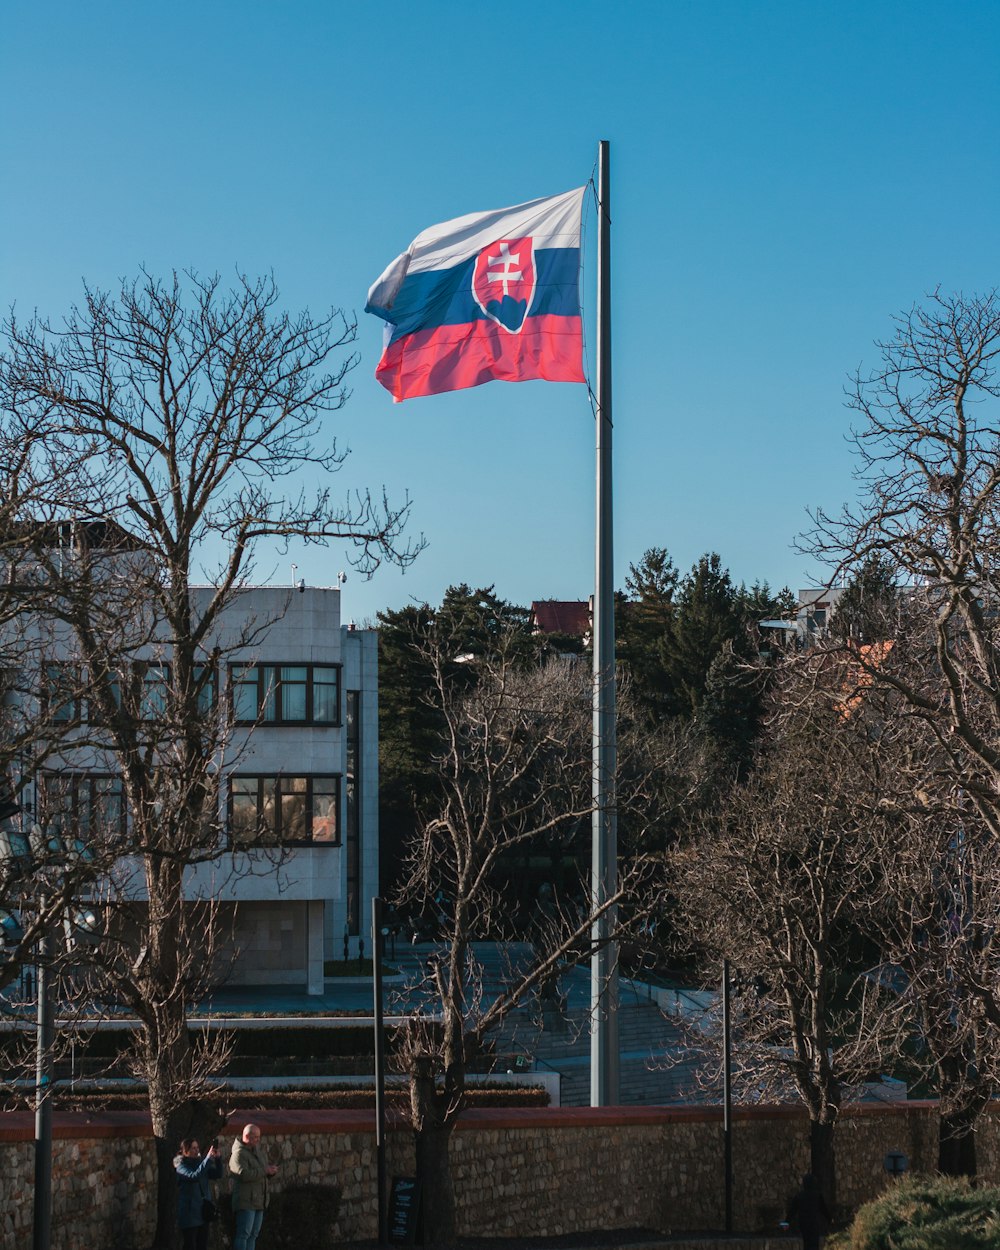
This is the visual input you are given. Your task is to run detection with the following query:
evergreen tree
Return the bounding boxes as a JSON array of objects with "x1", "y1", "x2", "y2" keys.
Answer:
[
  {"x1": 617, "y1": 547, "x2": 678, "y2": 720},
  {"x1": 436, "y1": 583, "x2": 533, "y2": 659},
  {"x1": 377, "y1": 586, "x2": 533, "y2": 898},
  {"x1": 739, "y1": 580, "x2": 797, "y2": 628},
  {"x1": 377, "y1": 602, "x2": 441, "y2": 897},
  {"x1": 625, "y1": 546, "x2": 679, "y2": 608},
  {"x1": 829, "y1": 555, "x2": 898, "y2": 644},
  {"x1": 697, "y1": 647, "x2": 764, "y2": 783},
  {"x1": 661, "y1": 553, "x2": 745, "y2": 716},
  {"x1": 695, "y1": 579, "x2": 794, "y2": 781}
]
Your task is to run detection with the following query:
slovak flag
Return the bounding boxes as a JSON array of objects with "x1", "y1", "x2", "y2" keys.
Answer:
[{"x1": 365, "y1": 186, "x2": 586, "y2": 402}]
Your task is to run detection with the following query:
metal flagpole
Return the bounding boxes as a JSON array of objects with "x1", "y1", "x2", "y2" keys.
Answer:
[{"x1": 590, "y1": 138, "x2": 619, "y2": 1106}]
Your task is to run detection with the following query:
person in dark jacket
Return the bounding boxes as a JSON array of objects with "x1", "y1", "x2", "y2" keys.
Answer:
[
  {"x1": 230, "y1": 1123, "x2": 278, "y2": 1250},
  {"x1": 788, "y1": 1173, "x2": 832, "y2": 1250},
  {"x1": 175, "y1": 1138, "x2": 222, "y2": 1250}
]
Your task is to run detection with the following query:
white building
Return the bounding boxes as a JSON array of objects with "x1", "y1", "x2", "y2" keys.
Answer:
[
  {"x1": 6, "y1": 577, "x2": 379, "y2": 997},
  {"x1": 796, "y1": 586, "x2": 845, "y2": 641},
  {"x1": 187, "y1": 586, "x2": 379, "y2": 995},
  {"x1": 759, "y1": 587, "x2": 847, "y2": 651}
]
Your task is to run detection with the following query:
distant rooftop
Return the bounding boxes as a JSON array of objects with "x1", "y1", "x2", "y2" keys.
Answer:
[{"x1": 530, "y1": 600, "x2": 591, "y2": 636}]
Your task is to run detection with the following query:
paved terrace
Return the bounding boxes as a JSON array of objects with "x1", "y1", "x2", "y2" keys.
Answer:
[{"x1": 192, "y1": 940, "x2": 701, "y2": 1107}]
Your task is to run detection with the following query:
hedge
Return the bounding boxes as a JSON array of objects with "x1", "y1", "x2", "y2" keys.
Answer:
[
  {"x1": 848, "y1": 1175, "x2": 1000, "y2": 1250},
  {"x1": 7, "y1": 1083, "x2": 550, "y2": 1113},
  {"x1": 1, "y1": 1022, "x2": 493, "y2": 1066}
]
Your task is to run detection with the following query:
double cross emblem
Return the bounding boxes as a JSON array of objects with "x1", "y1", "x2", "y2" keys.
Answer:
[{"x1": 473, "y1": 236, "x2": 536, "y2": 333}]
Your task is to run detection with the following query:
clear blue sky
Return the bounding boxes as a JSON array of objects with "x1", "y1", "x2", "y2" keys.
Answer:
[{"x1": 3, "y1": 1, "x2": 998, "y2": 623}]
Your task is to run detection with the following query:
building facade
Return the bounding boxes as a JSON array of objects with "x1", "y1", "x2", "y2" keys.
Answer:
[{"x1": 4, "y1": 581, "x2": 378, "y2": 997}]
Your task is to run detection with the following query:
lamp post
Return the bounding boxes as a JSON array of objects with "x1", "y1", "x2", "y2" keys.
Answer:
[
  {"x1": 23, "y1": 825, "x2": 96, "y2": 1250},
  {"x1": 372, "y1": 897, "x2": 388, "y2": 1246},
  {"x1": 722, "y1": 958, "x2": 733, "y2": 1233},
  {"x1": 33, "y1": 897, "x2": 54, "y2": 1250},
  {"x1": 0, "y1": 804, "x2": 55, "y2": 1250}
]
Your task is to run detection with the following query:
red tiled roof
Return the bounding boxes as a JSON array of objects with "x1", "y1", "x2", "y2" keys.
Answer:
[{"x1": 530, "y1": 600, "x2": 590, "y2": 636}]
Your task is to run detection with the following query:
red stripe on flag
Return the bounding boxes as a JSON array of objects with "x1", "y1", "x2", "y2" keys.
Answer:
[{"x1": 374, "y1": 315, "x2": 585, "y2": 402}]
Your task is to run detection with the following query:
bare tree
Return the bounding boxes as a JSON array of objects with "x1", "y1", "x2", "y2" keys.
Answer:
[
  {"x1": 392, "y1": 629, "x2": 667, "y2": 1245},
  {"x1": 807, "y1": 288, "x2": 1000, "y2": 831},
  {"x1": 804, "y1": 288, "x2": 1000, "y2": 1175},
  {"x1": 0, "y1": 271, "x2": 419, "y2": 1247},
  {"x1": 842, "y1": 672, "x2": 1000, "y2": 1177},
  {"x1": 669, "y1": 660, "x2": 885, "y2": 1210}
]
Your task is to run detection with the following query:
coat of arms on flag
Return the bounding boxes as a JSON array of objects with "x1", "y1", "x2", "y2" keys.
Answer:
[
  {"x1": 472, "y1": 237, "x2": 535, "y2": 333},
  {"x1": 365, "y1": 187, "x2": 586, "y2": 401}
]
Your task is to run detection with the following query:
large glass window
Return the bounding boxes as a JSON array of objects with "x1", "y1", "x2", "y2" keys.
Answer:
[
  {"x1": 229, "y1": 664, "x2": 341, "y2": 726},
  {"x1": 42, "y1": 663, "x2": 82, "y2": 725},
  {"x1": 278, "y1": 775, "x2": 308, "y2": 841},
  {"x1": 138, "y1": 663, "x2": 170, "y2": 721},
  {"x1": 228, "y1": 774, "x2": 340, "y2": 845},
  {"x1": 312, "y1": 776, "x2": 339, "y2": 843},
  {"x1": 85, "y1": 668, "x2": 123, "y2": 727},
  {"x1": 39, "y1": 773, "x2": 126, "y2": 843},
  {"x1": 231, "y1": 666, "x2": 260, "y2": 723},
  {"x1": 43, "y1": 661, "x2": 215, "y2": 727},
  {"x1": 230, "y1": 776, "x2": 264, "y2": 843},
  {"x1": 188, "y1": 664, "x2": 217, "y2": 718},
  {"x1": 312, "y1": 668, "x2": 340, "y2": 723}
]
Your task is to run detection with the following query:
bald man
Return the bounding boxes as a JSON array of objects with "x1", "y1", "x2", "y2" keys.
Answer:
[{"x1": 230, "y1": 1123, "x2": 278, "y2": 1250}]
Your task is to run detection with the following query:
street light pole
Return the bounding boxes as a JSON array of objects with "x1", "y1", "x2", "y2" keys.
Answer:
[
  {"x1": 372, "y1": 896, "x2": 388, "y2": 1246},
  {"x1": 722, "y1": 958, "x2": 733, "y2": 1234},
  {"x1": 33, "y1": 896, "x2": 53, "y2": 1250}
]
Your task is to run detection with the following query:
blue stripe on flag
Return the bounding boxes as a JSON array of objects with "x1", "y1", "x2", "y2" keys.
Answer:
[{"x1": 385, "y1": 247, "x2": 580, "y2": 343}]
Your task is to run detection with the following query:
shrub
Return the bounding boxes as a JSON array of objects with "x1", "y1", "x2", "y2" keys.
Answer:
[
  {"x1": 38, "y1": 1080, "x2": 549, "y2": 1112},
  {"x1": 849, "y1": 1175, "x2": 1000, "y2": 1250}
]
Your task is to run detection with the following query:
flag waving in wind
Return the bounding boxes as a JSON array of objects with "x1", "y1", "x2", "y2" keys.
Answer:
[{"x1": 366, "y1": 186, "x2": 586, "y2": 401}]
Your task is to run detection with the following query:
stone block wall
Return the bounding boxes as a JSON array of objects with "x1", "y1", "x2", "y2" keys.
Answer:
[
  {"x1": 1, "y1": 1102, "x2": 996, "y2": 1250},
  {"x1": 0, "y1": 1115, "x2": 158, "y2": 1250}
]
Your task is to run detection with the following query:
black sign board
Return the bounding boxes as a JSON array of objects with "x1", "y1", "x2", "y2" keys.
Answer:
[{"x1": 388, "y1": 1175, "x2": 421, "y2": 1245}]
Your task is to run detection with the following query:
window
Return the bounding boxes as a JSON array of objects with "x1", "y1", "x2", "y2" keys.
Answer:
[
  {"x1": 229, "y1": 664, "x2": 341, "y2": 726},
  {"x1": 39, "y1": 773, "x2": 126, "y2": 842},
  {"x1": 137, "y1": 662, "x2": 170, "y2": 721},
  {"x1": 42, "y1": 663, "x2": 82, "y2": 724},
  {"x1": 193, "y1": 663, "x2": 217, "y2": 717},
  {"x1": 42, "y1": 661, "x2": 216, "y2": 727},
  {"x1": 228, "y1": 774, "x2": 340, "y2": 845},
  {"x1": 85, "y1": 666, "x2": 123, "y2": 727}
]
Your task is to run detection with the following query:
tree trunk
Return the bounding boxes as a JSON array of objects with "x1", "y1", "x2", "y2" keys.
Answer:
[
  {"x1": 935, "y1": 1050, "x2": 983, "y2": 1178},
  {"x1": 414, "y1": 1121, "x2": 456, "y2": 1246},
  {"x1": 408, "y1": 1051, "x2": 458, "y2": 1246},
  {"x1": 938, "y1": 1105, "x2": 977, "y2": 1177},
  {"x1": 809, "y1": 1117, "x2": 837, "y2": 1214},
  {"x1": 141, "y1": 857, "x2": 224, "y2": 1249},
  {"x1": 150, "y1": 1129, "x2": 179, "y2": 1250}
]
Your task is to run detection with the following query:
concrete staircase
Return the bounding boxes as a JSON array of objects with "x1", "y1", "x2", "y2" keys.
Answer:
[
  {"x1": 494, "y1": 994, "x2": 701, "y2": 1107},
  {"x1": 385, "y1": 941, "x2": 703, "y2": 1107}
]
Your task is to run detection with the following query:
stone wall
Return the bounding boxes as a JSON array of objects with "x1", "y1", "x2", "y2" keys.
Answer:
[{"x1": 1, "y1": 1102, "x2": 996, "y2": 1250}]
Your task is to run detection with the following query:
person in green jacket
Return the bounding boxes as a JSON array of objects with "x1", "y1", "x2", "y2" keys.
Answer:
[{"x1": 230, "y1": 1123, "x2": 278, "y2": 1250}]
